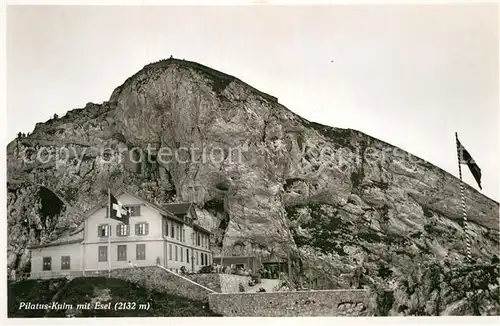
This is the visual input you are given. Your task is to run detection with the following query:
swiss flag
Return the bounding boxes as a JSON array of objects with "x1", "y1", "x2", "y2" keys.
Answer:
[{"x1": 109, "y1": 192, "x2": 130, "y2": 225}]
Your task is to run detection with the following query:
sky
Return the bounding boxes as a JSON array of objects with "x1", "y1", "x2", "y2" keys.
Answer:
[{"x1": 6, "y1": 4, "x2": 499, "y2": 201}]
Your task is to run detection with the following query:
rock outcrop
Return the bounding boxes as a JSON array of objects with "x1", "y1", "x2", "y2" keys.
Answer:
[{"x1": 7, "y1": 58, "x2": 499, "y2": 315}]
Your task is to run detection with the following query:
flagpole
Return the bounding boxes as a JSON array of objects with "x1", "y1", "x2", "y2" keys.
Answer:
[
  {"x1": 220, "y1": 240, "x2": 224, "y2": 270},
  {"x1": 108, "y1": 188, "x2": 111, "y2": 278},
  {"x1": 455, "y1": 132, "x2": 472, "y2": 262}
]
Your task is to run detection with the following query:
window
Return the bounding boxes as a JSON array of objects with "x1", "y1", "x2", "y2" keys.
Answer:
[
  {"x1": 180, "y1": 247, "x2": 183, "y2": 262},
  {"x1": 175, "y1": 246, "x2": 178, "y2": 261},
  {"x1": 169, "y1": 244, "x2": 172, "y2": 260},
  {"x1": 186, "y1": 249, "x2": 190, "y2": 263},
  {"x1": 98, "y1": 224, "x2": 110, "y2": 237},
  {"x1": 42, "y1": 257, "x2": 51, "y2": 271},
  {"x1": 196, "y1": 252, "x2": 199, "y2": 265},
  {"x1": 117, "y1": 245, "x2": 127, "y2": 261},
  {"x1": 176, "y1": 226, "x2": 179, "y2": 240},
  {"x1": 197, "y1": 233, "x2": 200, "y2": 246},
  {"x1": 171, "y1": 224, "x2": 175, "y2": 238},
  {"x1": 116, "y1": 224, "x2": 129, "y2": 236},
  {"x1": 135, "y1": 223, "x2": 149, "y2": 235},
  {"x1": 183, "y1": 229, "x2": 186, "y2": 243},
  {"x1": 61, "y1": 256, "x2": 70, "y2": 270},
  {"x1": 98, "y1": 246, "x2": 107, "y2": 262},
  {"x1": 201, "y1": 253, "x2": 204, "y2": 266},
  {"x1": 164, "y1": 221, "x2": 169, "y2": 237},
  {"x1": 136, "y1": 244, "x2": 146, "y2": 260},
  {"x1": 126, "y1": 205, "x2": 141, "y2": 216}
]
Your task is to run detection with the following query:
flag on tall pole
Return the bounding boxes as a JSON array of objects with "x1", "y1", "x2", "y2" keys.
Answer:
[
  {"x1": 456, "y1": 134, "x2": 482, "y2": 190},
  {"x1": 108, "y1": 189, "x2": 111, "y2": 277},
  {"x1": 107, "y1": 189, "x2": 130, "y2": 277},
  {"x1": 109, "y1": 191, "x2": 131, "y2": 225},
  {"x1": 455, "y1": 133, "x2": 482, "y2": 262}
]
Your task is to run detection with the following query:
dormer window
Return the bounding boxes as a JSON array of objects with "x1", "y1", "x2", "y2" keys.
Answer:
[{"x1": 125, "y1": 205, "x2": 141, "y2": 216}]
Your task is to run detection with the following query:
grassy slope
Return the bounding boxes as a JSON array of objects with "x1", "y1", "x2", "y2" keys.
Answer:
[{"x1": 8, "y1": 277, "x2": 221, "y2": 317}]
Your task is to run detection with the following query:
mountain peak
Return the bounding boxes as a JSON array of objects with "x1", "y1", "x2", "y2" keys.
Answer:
[
  {"x1": 7, "y1": 58, "x2": 499, "y2": 315},
  {"x1": 110, "y1": 57, "x2": 278, "y2": 104}
]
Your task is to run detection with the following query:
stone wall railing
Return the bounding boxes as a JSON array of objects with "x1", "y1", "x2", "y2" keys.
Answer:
[{"x1": 208, "y1": 289, "x2": 370, "y2": 316}]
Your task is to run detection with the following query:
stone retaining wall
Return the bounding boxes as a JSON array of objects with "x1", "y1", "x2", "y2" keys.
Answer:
[
  {"x1": 185, "y1": 274, "x2": 221, "y2": 292},
  {"x1": 219, "y1": 274, "x2": 251, "y2": 293},
  {"x1": 208, "y1": 289, "x2": 370, "y2": 316},
  {"x1": 103, "y1": 266, "x2": 216, "y2": 302},
  {"x1": 186, "y1": 274, "x2": 251, "y2": 293}
]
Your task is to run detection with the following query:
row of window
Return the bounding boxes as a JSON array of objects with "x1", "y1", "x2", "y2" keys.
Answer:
[
  {"x1": 98, "y1": 223, "x2": 148, "y2": 237},
  {"x1": 98, "y1": 244, "x2": 146, "y2": 262},
  {"x1": 41, "y1": 245, "x2": 209, "y2": 271},
  {"x1": 193, "y1": 230, "x2": 210, "y2": 249},
  {"x1": 42, "y1": 256, "x2": 70, "y2": 271},
  {"x1": 168, "y1": 244, "x2": 189, "y2": 263},
  {"x1": 167, "y1": 244, "x2": 210, "y2": 265},
  {"x1": 200, "y1": 252, "x2": 210, "y2": 266},
  {"x1": 164, "y1": 220, "x2": 186, "y2": 243}
]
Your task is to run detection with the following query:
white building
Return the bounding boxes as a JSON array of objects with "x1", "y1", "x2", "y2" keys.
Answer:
[{"x1": 29, "y1": 189, "x2": 213, "y2": 278}]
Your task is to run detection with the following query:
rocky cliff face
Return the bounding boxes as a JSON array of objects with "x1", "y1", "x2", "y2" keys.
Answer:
[{"x1": 7, "y1": 58, "x2": 499, "y2": 315}]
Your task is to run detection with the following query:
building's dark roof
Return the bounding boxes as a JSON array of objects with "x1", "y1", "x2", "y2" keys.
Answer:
[
  {"x1": 81, "y1": 188, "x2": 178, "y2": 222},
  {"x1": 262, "y1": 255, "x2": 288, "y2": 263},
  {"x1": 28, "y1": 229, "x2": 84, "y2": 249},
  {"x1": 193, "y1": 223, "x2": 212, "y2": 235},
  {"x1": 29, "y1": 190, "x2": 203, "y2": 251},
  {"x1": 162, "y1": 203, "x2": 192, "y2": 216}
]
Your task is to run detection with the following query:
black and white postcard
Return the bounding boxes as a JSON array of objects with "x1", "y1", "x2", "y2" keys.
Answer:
[{"x1": 2, "y1": 1, "x2": 499, "y2": 324}]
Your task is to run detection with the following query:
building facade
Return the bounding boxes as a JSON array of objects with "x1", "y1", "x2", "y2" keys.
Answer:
[{"x1": 29, "y1": 190, "x2": 213, "y2": 278}]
